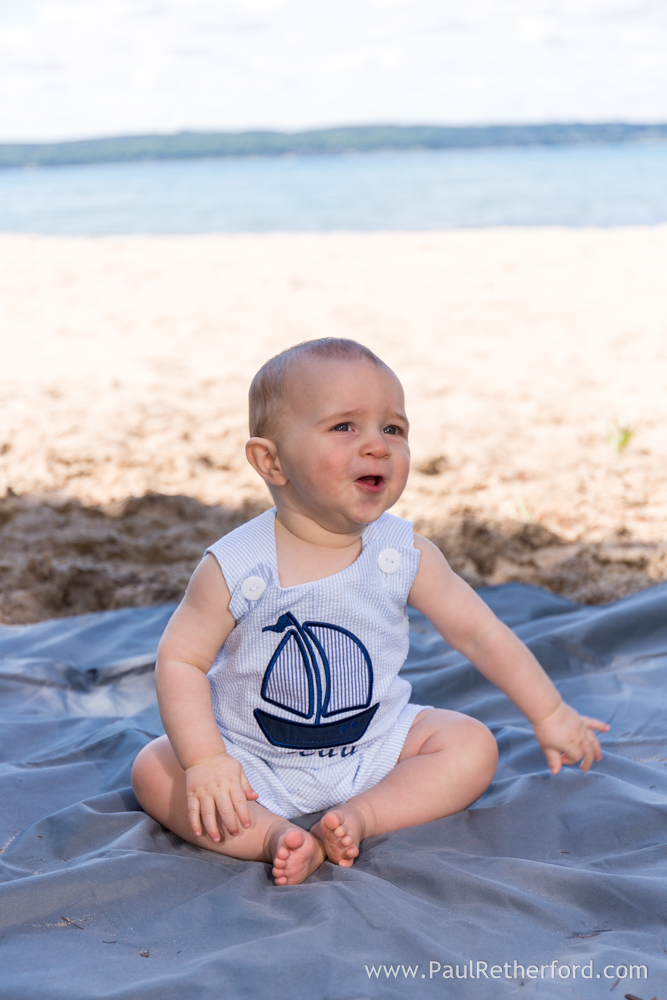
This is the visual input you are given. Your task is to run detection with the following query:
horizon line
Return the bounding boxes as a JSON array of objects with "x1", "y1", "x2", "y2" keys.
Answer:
[{"x1": 1, "y1": 122, "x2": 666, "y2": 169}]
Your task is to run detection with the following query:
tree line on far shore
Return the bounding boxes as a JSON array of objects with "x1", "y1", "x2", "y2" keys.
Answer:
[{"x1": 2, "y1": 123, "x2": 667, "y2": 169}]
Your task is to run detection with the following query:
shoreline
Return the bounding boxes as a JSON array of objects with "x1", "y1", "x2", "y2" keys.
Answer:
[{"x1": 3, "y1": 123, "x2": 666, "y2": 169}]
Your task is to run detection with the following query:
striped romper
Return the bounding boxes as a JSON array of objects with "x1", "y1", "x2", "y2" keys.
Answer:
[{"x1": 204, "y1": 508, "x2": 428, "y2": 818}]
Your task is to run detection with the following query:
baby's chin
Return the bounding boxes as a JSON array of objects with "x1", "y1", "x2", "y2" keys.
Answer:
[
  {"x1": 343, "y1": 490, "x2": 400, "y2": 524},
  {"x1": 279, "y1": 479, "x2": 404, "y2": 532},
  {"x1": 304, "y1": 500, "x2": 387, "y2": 535}
]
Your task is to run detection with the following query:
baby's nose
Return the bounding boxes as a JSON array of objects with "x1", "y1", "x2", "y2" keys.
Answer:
[{"x1": 363, "y1": 433, "x2": 390, "y2": 456}]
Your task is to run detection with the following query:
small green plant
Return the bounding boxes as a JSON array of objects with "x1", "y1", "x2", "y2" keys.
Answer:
[{"x1": 609, "y1": 423, "x2": 636, "y2": 453}]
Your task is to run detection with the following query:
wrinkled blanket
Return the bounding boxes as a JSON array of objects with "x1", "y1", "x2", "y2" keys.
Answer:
[{"x1": 1, "y1": 583, "x2": 666, "y2": 999}]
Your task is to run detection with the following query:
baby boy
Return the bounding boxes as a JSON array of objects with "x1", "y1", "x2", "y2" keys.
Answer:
[{"x1": 132, "y1": 338, "x2": 608, "y2": 885}]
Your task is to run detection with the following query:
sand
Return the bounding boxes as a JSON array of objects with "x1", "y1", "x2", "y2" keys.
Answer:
[{"x1": 1, "y1": 227, "x2": 666, "y2": 623}]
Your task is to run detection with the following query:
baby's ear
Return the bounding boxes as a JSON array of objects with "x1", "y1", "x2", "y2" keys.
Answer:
[{"x1": 245, "y1": 437, "x2": 288, "y2": 485}]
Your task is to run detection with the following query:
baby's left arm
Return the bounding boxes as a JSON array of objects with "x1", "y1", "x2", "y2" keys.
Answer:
[{"x1": 408, "y1": 535, "x2": 609, "y2": 773}]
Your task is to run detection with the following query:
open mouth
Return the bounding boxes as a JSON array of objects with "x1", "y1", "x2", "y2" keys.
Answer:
[{"x1": 355, "y1": 475, "x2": 385, "y2": 493}]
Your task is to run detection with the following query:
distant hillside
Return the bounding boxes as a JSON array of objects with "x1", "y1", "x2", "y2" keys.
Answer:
[{"x1": 2, "y1": 123, "x2": 667, "y2": 168}]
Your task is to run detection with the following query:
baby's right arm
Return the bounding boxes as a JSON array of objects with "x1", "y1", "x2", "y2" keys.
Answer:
[{"x1": 155, "y1": 555, "x2": 258, "y2": 842}]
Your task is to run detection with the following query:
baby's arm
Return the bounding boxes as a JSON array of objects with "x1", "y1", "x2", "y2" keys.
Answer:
[
  {"x1": 155, "y1": 555, "x2": 258, "y2": 841},
  {"x1": 408, "y1": 536, "x2": 609, "y2": 773}
]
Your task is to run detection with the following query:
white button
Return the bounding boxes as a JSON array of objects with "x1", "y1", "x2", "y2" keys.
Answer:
[
  {"x1": 241, "y1": 576, "x2": 266, "y2": 601},
  {"x1": 378, "y1": 548, "x2": 401, "y2": 574}
]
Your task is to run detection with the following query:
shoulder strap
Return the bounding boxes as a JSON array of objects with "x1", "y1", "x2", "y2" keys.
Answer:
[
  {"x1": 204, "y1": 509, "x2": 276, "y2": 619},
  {"x1": 363, "y1": 512, "x2": 414, "y2": 549}
]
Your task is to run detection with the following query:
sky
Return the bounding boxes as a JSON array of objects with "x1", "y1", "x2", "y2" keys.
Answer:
[{"x1": 0, "y1": 0, "x2": 666, "y2": 142}]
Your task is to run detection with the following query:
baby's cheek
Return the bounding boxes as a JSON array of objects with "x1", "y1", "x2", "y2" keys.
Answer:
[
  {"x1": 307, "y1": 467, "x2": 343, "y2": 496},
  {"x1": 311, "y1": 456, "x2": 348, "y2": 491},
  {"x1": 289, "y1": 461, "x2": 333, "y2": 494}
]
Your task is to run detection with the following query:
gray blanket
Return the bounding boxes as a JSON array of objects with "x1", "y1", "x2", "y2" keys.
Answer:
[{"x1": 1, "y1": 583, "x2": 665, "y2": 999}]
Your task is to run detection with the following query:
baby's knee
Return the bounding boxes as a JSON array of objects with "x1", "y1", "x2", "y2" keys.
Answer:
[
  {"x1": 131, "y1": 741, "x2": 160, "y2": 805},
  {"x1": 465, "y1": 717, "x2": 498, "y2": 775}
]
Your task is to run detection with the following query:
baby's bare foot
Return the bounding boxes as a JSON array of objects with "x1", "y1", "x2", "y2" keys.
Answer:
[
  {"x1": 312, "y1": 805, "x2": 367, "y2": 867},
  {"x1": 267, "y1": 824, "x2": 326, "y2": 886}
]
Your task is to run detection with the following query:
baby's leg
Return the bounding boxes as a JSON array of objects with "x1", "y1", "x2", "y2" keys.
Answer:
[
  {"x1": 131, "y1": 736, "x2": 326, "y2": 885},
  {"x1": 312, "y1": 709, "x2": 497, "y2": 866}
]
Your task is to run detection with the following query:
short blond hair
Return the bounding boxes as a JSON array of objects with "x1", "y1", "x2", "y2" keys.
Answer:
[{"x1": 248, "y1": 338, "x2": 388, "y2": 439}]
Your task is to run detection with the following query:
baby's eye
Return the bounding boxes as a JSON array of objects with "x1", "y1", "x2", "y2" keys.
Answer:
[
  {"x1": 382, "y1": 425, "x2": 400, "y2": 435},
  {"x1": 332, "y1": 422, "x2": 351, "y2": 432}
]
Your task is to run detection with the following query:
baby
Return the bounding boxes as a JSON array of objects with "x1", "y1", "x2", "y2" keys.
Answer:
[{"x1": 132, "y1": 338, "x2": 608, "y2": 886}]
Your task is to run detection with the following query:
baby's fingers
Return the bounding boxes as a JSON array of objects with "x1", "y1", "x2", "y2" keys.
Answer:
[
  {"x1": 579, "y1": 732, "x2": 603, "y2": 771},
  {"x1": 543, "y1": 747, "x2": 564, "y2": 775},
  {"x1": 244, "y1": 782, "x2": 259, "y2": 801},
  {"x1": 200, "y1": 795, "x2": 222, "y2": 842},
  {"x1": 187, "y1": 794, "x2": 203, "y2": 838},
  {"x1": 231, "y1": 788, "x2": 253, "y2": 831},
  {"x1": 216, "y1": 795, "x2": 242, "y2": 837},
  {"x1": 583, "y1": 716, "x2": 610, "y2": 733}
]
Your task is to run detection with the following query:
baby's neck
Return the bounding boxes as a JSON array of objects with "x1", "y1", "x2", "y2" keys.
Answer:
[{"x1": 273, "y1": 511, "x2": 365, "y2": 588}]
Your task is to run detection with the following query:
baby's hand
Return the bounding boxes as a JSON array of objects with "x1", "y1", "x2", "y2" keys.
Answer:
[
  {"x1": 185, "y1": 752, "x2": 258, "y2": 842},
  {"x1": 532, "y1": 701, "x2": 609, "y2": 774}
]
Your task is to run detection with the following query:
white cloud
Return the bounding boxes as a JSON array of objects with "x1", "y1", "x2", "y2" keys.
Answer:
[{"x1": 0, "y1": 0, "x2": 666, "y2": 141}]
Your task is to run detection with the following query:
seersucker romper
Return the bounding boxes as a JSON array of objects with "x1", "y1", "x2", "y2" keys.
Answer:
[{"x1": 204, "y1": 508, "x2": 429, "y2": 818}]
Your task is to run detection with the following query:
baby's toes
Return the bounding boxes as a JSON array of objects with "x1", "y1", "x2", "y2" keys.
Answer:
[
  {"x1": 322, "y1": 811, "x2": 343, "y2": 834},
  {"x1": 283, "y1": 828, "x2": 305, "y2": 851}
]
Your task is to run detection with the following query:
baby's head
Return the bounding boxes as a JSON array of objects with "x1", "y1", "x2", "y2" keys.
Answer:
[
  {"x1": 249, "y1": 338, "x2": 392, "y2": 440},
  {"x1": 246, "y1": 339, "x2": 410, "y2": 533}
]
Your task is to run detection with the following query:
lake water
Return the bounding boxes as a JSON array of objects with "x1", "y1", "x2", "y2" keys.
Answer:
[{"x1": 1, "y1": 141, "x2": 666, "y2": 233}]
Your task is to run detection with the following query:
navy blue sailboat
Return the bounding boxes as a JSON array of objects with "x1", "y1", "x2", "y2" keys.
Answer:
[{"x1": 254, "y1": 612, "x2": 378, "y2": 750}]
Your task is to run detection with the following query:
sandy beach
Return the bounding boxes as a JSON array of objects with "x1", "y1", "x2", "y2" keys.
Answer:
[{"x1": 1, "y1": 227, "x2": 666, "y2": 623}]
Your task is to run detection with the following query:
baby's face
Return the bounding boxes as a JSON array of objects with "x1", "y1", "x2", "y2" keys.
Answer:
[{"x1": 273, "y1": 357, "x2": 410, "y2": 532}]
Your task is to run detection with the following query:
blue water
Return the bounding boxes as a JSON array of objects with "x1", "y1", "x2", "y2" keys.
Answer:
[{"x1": 1, "y1": 142, "x2": 666, "y2": 233}]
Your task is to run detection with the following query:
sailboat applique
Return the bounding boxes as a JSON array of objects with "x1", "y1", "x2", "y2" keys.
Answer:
[{"x1": 254, "y1": 612, "x2": 378, "y2": 750}]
